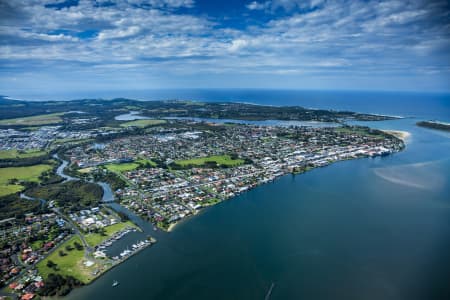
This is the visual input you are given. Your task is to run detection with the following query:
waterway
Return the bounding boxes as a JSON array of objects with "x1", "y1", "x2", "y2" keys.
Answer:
[
  {"x1": 65, "y1": 110, "x2": 450, "y2": 299},
  {"x1": 53, "y1": 154, "x2": 77, "y2": 181}
]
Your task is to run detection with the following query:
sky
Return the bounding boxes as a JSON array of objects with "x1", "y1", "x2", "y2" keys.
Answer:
[{"x1": 0, "y1": 0, "x2": 449, "y2": 97}]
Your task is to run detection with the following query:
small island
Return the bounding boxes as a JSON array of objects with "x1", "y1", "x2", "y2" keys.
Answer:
[{"x1": 416, "y1": 121, "x2": 450, "y2": 132}]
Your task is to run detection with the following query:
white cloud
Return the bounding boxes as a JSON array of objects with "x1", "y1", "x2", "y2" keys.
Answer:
[
  {"x1": 246, "y1": 1, "x2": 270, "y2": 10},
  {"x1": 98, "y1": 26, "x2": 141, "y2": 40},
  {"x1": 0, "y1": 0, "x2": 448, "y2": 92}
]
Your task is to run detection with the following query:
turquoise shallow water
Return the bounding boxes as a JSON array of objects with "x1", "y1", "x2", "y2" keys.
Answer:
[{"x1": 63, "y1": 93, "x2": 449, "y2": 300}]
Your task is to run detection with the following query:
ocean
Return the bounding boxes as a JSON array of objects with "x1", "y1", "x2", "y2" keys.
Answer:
[{"x1": 48, "y1": 89, "x2": 449, "y2": 300}]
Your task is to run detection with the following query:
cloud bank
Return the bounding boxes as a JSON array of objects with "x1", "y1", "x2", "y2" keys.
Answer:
[{"x1": 0, "y1": 0, "x2": 449, "y2": 95}]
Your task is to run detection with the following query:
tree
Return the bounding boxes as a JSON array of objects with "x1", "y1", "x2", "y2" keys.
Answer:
[
  {"x1": 73, "y1": 241, "x2": 83, "y2": 251},
  {"x1": 46, "y1": 260, "x2": 57, "y2": 268}
]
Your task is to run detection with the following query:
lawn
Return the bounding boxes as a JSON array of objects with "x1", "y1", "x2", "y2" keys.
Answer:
[
  {"x1": 120, "y1": 119, "x2": 167, "y2": 128},
  {"x1": 0, "y1": 113, "x2": 64, "y2": 126},
  {"x1": 0, "y1": 149, "x2": 47, "y2": 159},
  {"x1": 105, "y1": 159, "x2": 156, "y2": 173},
  {"x1": 84, "y1": 221, "x2": 139, "y2": 247},
  {"x1": 105, "y1": 162, "x2": 140, "y2": 173},
  {"x1": 37, "y1": 236, "x2": 96, "y2": 283},
  {"x1": 0, "y1": 164, "x2": 53, "y2": 196},
  {"x1": 175, "y1": 155, "x2": 245, "y2": 167}
]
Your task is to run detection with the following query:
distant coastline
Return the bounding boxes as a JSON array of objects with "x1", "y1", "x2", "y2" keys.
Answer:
[{"x1": 416, "y1": 121, "x2": 450, "y2": 132}]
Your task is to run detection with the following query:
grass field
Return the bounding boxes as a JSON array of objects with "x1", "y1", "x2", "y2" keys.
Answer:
[
  {"x1": 105, "y1": 162, "x2": 140, "y2": 172},
  {"x1": 175, "y1": 155, "x2": 245, "y2": 167},
  {"x1": 84, "y1": 221, "x2": 138, "y2": 247},
  {"x1": 105, "y1": 159, "x2": 156, "y2": 173},
  {"x1": 37, "y1": 236, "x2": 95, "y2": 283},
  {"x1": 0, "y1": 149, "x2": 47, "y2": 159},
  {"x1": 0, "y1": 164, "x2": 53, "y2": 196},
  {"x1": 120, "y1": 119, "x2": 166, "y2": 128},
  {"x1": 0, "y1": 113, "x2": 64, "y2": 126}
]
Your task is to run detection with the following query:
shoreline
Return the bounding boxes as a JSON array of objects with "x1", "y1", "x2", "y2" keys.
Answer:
[{"x1": 382, "y1": 130, "x2": 411, "y2": 142}]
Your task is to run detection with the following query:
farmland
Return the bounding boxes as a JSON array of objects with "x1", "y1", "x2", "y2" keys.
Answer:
[{"x1": 0, "y1": 112, "x2": 64, "y2": 126}]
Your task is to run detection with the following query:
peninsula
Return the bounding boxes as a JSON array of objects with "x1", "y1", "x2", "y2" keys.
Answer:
[{"x1": 0, "y1": 98, "x2": 405, "y2": 298}]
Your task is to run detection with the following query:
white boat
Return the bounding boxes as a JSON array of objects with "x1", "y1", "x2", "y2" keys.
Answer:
[{"x1": 112, "y1": 280, "x2": 119, "y2": 287}]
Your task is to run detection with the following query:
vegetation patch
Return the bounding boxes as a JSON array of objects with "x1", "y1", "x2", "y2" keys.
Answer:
[
  {"x1": 105, "y1": 162, "x2": 140, "y2": 173},
  {"x1": 78, "y1": 167, "x2": 94, "y2": 173},
  {"x1": 92, "y1": 171, "x2": 128, "y2": 191},
  {"x1": 135, "y1": 158, "x2": 157, "y2": 167},
  {"x1": 84, "y1": 221, "x2": 138, "y2": 247},
  {"x1": 0, "y1": 112, "x2": 64, "y2": 126},
  {"x1": 27, "y1": 181, "x2": 103, "y2": 212},
  {"x1": 334, "y1": 126, "x2": 385, "y2": 138},
  {"x1": 120, "y1": 119, "x2": 167, "y2": 128},
  {"x1": 0, "y1": 193, "x2": 41, "y2": 219},
  {"x1": 0, "y1": 164, "x2": 53, "y2": 196},
  {"x1": 37, "y1": 236, "x2": 94, "y2": 283},
  {"x1": 104, "y1": 158, "x2": 156, "y2": 173},
  {"x1": 174, "y1": 155, "x2": 245, "y2": 168},
  {"x1": 0, "y1": 149, "x2": 47, "y2": 159}
]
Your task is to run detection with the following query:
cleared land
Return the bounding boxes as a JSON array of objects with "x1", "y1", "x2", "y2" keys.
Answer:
[
  {"x1": 0, "y1": 149, "x2": 47, "y2": 159},
  {"x1": 119, "y1": 119, "x2": 167, "y2": 128},
  {"x1": 0, "y1": 164, "x2": 53, "y2": 196},
  {"x1": 84, "y1": 221, "x2": 138, "y2": 247},
  {"x1": 37, "y1": 236, "x2": 96, "y2": 283},
  {"x1": 0, "y1": 113, "x2": 64, "y2": 126},
  {"x1": 175, "y1": 155, "x2": 245, "y2": 167},
  {"x1": 78, "y1": 167, "x2": 94, "y2": 173}
]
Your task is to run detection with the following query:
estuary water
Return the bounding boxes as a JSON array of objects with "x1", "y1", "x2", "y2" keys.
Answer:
[{"x1": 64, "y1": 91, "x2": 449, "y2": 300}]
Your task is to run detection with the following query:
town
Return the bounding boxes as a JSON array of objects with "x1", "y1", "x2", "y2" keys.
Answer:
[
  {"x1": 65, "y1": 119, "x2": 404, "y2": 231},
  {"x1": 0, "y1": 100, "x2": 405, "y2": 299}
]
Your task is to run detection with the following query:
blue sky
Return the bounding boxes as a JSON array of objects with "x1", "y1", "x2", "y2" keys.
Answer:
[{"x1": 0, "y1": 0, "x2": 449, "y2": 97}]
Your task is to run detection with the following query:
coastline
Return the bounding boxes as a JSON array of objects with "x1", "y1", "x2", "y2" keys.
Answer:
[{"x1": 382, "y1": 130, "x2": 411, "y2": 142}]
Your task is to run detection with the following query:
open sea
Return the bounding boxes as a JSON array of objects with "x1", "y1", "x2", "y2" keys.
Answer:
[{"x1": 36, "y1": 89, "x2": 449, "y2": 300}]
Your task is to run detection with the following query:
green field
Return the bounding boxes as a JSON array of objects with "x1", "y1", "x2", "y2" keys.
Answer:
[
  {"x1": 105, "y1": 162, "x2": 140, "y2": 172},
  {"x1": 0, "y1": 164, "x2": 53, "y2": 196},
  {"x1": 0, "y1": 112, "x2": 64, "y2": 126},
  {"x1": 105, "y1": 159, "x2": 156, "y2": 173},
  {"x1": 37, "y1": 236, "x2": 95, "y2": 283},
  {"x1": 84, "y1": 221, "x2": 138, "y2": 247},
  {"x1": 175, "y1": 155, "x2": 245, "y2": 167},
  {"x1": 120, "y1": 119, "x2": 166, "y2": 128},
  {"x1": 0, "y1": 149, "x2": 47, "y2": 159}
]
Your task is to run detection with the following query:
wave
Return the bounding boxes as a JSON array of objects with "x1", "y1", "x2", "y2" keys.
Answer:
[{"x1": 373, "y1": 160, "x2": 448, "y2": 191}]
